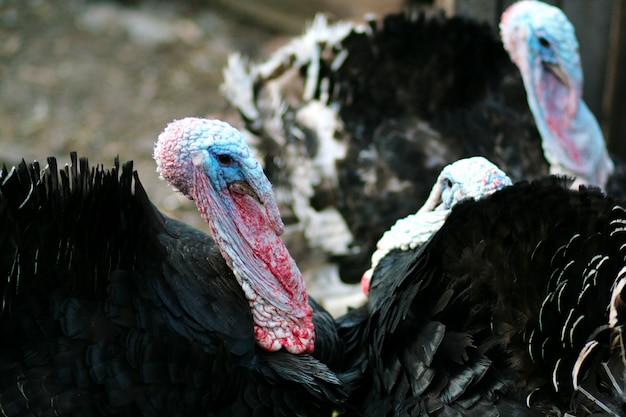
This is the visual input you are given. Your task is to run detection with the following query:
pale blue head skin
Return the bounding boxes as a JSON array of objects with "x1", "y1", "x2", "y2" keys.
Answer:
[
  {"x1": 500, "y1": 1, "x2": 614, "y2": 189},
  {"x1": 154, "y1": 117, "x2": 283, "y2": 235},
  {"x1": 418, "y1": 156, "x2": 513, "y2": 213},
  {"x1": 439, "y1": 156, "x2": 513, "y2": 210}
]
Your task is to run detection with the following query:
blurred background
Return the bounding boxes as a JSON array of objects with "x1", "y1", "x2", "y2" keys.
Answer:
[{"x1": 1, "y1": 0, "x2": 625, "y2": 230}]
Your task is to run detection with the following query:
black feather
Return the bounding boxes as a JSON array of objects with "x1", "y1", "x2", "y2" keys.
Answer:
[
  {"x1": 222, "y1": 8, "x2": 544, "y2": 285},
  {"x1": 0, "y1": 153, "x2": 346, "y2": 416},
  {"x1": 350, "y1": 177, "x2": 626, "y2": 416}
]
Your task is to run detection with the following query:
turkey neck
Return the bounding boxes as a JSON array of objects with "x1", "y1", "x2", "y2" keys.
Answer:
[
  {"x1": 523, "y1": 60, "x2": 612, "y2": 188},
  {"x1": 192, "y1": 168, "x2": 315, "y2": 355}
]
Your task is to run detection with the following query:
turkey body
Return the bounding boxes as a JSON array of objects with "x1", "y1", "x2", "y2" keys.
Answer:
[
  {"x1": 222, "y1": 9, "x2": 544, "y2": 286},
  {"x1": 0, "y1": 153, "x2": 345, "y2": 417},
  {"x1": 345, "y1": 177, "x2": 626, "y2": 416}
]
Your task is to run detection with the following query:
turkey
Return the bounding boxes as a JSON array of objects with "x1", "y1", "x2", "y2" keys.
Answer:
[
  {"x1": 362, "y1": 0, "x2": 621, "y2": 294},
  {"x1": 499, "y1": 0, "x2": 618, "y2": 193},
  {"x1": 0, "y1": 118, "x2": 347, "y2": 416},
  {"x1": 360, "y1": 155, "x2": 512, "y2": 293},
  {"x1": 344, "y1": 174, "x2": 626, "y2": 416},
  {"x1": 220, "y1": 6, "x2": 546, "y2": 290}
]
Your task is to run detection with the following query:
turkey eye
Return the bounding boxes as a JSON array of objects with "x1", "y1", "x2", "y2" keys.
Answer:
[
  {"x1": 538, "y1": 37, "x2": 550, "y2": 48},
  {"x1": 217, "y1": 154, "x2": 234, "y2": 166},
  {"x1": 446, "y1": 179, "x2": 453, "y2": 188}
]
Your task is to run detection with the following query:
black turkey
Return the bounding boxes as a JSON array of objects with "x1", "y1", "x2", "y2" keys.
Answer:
[
  {"x1": 343, "y1": 174, "x2": 626, "y2": 416},
  {"x1": 221, "y1": 7, "x2": 544, "y2": 290},
  {"x1": 360, "y1": 155, "x2": 512, "y2": 293},
  {"x1": 0, "y1": 118, "x2": 346, "y2": 416}
]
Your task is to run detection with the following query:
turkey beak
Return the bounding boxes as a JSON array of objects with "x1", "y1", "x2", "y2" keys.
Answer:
[
  {"x1": 544, "y1": 62, "x2": 570, "y2": 88},
  {"x1": 544, "y1": 61, "x2": 581, "y2": 117},
  {"x1": 229, "y1": 180, "x2": 284, "y2": 235},
  {"x1": 238, "y1": 166, "x2": 285, "y2": 236},
  {"x1": 229, "y1": 181, "x2": 259, "y2": 199},
  {"x1": 417, "y1": 180, "x2": 444, "y2": 213}
]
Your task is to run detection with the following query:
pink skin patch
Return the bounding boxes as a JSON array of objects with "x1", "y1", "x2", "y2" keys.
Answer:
[
  {"x1": 229, "y1": 189, "x2": 315, "y2": 354},
  {"x1": 536, "y1": 63, "x2": 582, "y2": 166},
  {"x1": 231, "y1": 191, "x2": 297, "y2": 293},
  {"x1": 499, "y1": 2, "x2": 517, "y2": 27},
  {"x1": 360, "y1": 270, "x2": 372, "y2": 295}
]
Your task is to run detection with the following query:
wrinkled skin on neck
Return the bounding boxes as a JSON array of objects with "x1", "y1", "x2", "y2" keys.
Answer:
[
  {"x1": 525, "y1": 40, "x2": 612, "y2": 188},
  {"x1": 500, "y1": 1, "x2": 614, "y2": 189},
  {"x1": 192, "y1": 154, "x2": 315, "y2": 354}
]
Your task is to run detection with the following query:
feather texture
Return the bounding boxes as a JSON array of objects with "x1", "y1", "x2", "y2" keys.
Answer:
[
  {"x1": 222, "y1": 8, "x2": 543, "y2": 289},
  {"x1": 0, "y1": 152, "x2": 346, "y2": 416},
  {"x1": 348, "y1": 176, "x2": 626, "y2": 416}
]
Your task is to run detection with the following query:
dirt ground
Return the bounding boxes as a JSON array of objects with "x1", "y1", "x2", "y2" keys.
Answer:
[
  {"x1": 1, "y1": 0, "x2": 276, "y2": 229},
  {"x1": 0, "y1": 0, "x2": 403, "y2": 229}
]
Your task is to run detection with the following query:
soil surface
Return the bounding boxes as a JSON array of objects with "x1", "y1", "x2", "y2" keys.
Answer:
[{"x1": 0, "y1": 0, "x2": 284, "y2": 228}]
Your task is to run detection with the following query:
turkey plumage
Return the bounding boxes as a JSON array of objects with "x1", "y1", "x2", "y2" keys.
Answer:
[
  {"x1": 221, "y1": 8, "x2": 544, "y2": 288},
  {"x1": 347, "y1": 176, "x2": 626, "y2": 416},
  {"x1": 0, "y1": 118, "x2": 347, "y2": 417}
]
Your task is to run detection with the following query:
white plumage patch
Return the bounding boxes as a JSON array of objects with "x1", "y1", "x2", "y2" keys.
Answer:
[
  {"x1": 296, "y1": 101, "x2": 346, "y2": 193},
  {"x1": 219, "y1": 16, "x2": 362, "y2": 314},
  {"x1": 221, "y1": 15, "x2": 358, "y2": 258}
]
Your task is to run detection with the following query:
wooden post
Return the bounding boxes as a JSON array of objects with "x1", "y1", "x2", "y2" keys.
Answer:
[{"x1": 603, "y1": 0, "x2": 626, "y2": 156}]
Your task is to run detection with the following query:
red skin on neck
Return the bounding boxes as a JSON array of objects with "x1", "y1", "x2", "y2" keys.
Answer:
[
  {"x1": 230, "y1": 191, "x2": 314, "y2": 354},
  {"x1": 191, "y1": 166, "x2": 314, "y2": 354},
  {"x1": 231, "y1": 192, "x2": 301, "y2": 298},
  {"x1": 535, "y1": 66, "x2": 583, "y2": 167}
]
